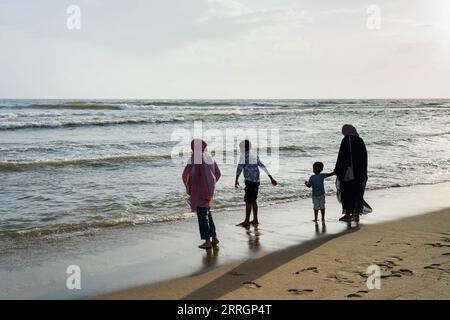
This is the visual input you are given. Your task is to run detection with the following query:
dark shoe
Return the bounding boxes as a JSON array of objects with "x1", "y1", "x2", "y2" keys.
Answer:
[
  {"x1": 236, "y1": 221, "x2": 250, "y2": 227},
  {"x1": 339, "y1": 215, "x2": 352, "y2": 222}
]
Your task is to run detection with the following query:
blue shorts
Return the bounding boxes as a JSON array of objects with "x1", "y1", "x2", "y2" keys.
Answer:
[{"x1": 312, "y1": 195, "x2": 325, "y2": 210}]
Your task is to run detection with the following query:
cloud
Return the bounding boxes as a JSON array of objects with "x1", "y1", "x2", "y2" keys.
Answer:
[
  {"x1": 318, "y1": 7, "x2": 360, "y2": 17},
  {"x1": 200, "y1": 0, "x2": 313, "y2": 25},
  {"x1": 1, "y1": 0, "x2": 450, "y2": 98},
  {"x1": 202, "y1": 0, "x2": 253, "y2": 18},
  {"x1": 194, "y1": 0, "x2": 313, "y2": 44}
]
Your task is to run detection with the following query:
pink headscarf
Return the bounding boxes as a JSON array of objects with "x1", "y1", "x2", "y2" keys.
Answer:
[{"x1": 182, "y1": 139, "x2": 221, "y2": 211}]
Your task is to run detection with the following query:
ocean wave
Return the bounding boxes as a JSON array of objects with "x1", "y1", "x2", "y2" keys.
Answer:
[
  {"x1": 0, "y1": 109, "x2": 303, "y2": 130},
  {"x1": 2, "y1": 99, "x2": 450, "y2": 110},
  {"x1": 0, "y1": 117, "x2": 188, "y2": 130},
  {"x1": 0, "y1": 146, "x2": 308, "y2": 169},
  {"x1": 2, "y1": 104, "x2": 450, "y2": 132},
  {"x1": 420, "y1": 101, "x2": 448, "y2": 106},
  {"x1": 142, "y1": 100, "x2": 244, "y2": 107},
  {"x1": 36, "y1": 103, "x2": 122, "y2": 110},
  {"x1": 278, "y1": 145, "x2": 308, "y2": 152},
  {"x1": 0, "y1": 102, "x2": 123, "y2": 110},
  {"x1": 0, "y1": 112, "x2": 19, "y2": 119},
  {"x1": 0, "y1": 153, "x2": 172, "y2": 170},
  {"x1": 0, "y1": 212, "x2": 196, "y2": 239},
  {"x1": 0, "y1": 100, "x2": 250, "y2": 109}
]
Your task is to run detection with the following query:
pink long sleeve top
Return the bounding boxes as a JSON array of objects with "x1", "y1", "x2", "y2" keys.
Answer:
[{"x1": 182, "y1": 152, "x2": 221, "y2": 212}]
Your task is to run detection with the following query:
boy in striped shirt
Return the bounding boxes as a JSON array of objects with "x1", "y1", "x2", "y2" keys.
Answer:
[{"x1": 235, "y1": 140, "x2": 277, "y2": 227}]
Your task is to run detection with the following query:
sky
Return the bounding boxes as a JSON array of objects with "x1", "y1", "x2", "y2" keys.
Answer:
[{"x1": 1, "y1": 0, "x2": 450, "y2": 99}]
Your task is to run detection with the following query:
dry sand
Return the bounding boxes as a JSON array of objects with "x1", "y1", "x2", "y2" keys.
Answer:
[{"x1": 98, "y1": 208, "x2": 450, "y2": 300}]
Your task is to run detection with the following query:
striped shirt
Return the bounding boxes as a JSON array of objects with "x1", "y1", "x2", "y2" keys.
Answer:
[{"x1": 236, "y1": 152, "x2": 270, "y2": 183}]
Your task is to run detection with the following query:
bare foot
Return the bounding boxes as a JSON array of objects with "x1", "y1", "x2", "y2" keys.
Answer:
[
  {"x1": 198, "y1": 242, "x2": 212, "y2": 249},
  {"x1": 211, "y1": 238, "x2": 220, "y2": 246},
  {"x1": 250, "y1": 220, "x2": 259, "y2": 226}
]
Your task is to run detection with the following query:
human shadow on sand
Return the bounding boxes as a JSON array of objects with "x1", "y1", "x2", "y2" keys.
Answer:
[{"x1": 182, "y1": 224, "x2": 359, "y2": 299}]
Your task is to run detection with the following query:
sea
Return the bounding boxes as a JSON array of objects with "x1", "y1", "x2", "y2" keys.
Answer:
[{"x1": 1, "y1": 99, "x2": 450, "y2": 240}]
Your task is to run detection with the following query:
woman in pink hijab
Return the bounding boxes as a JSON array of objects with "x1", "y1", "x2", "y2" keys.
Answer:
[{"x1": 182, "y1": 139, "x2": 221, "y2": 249}]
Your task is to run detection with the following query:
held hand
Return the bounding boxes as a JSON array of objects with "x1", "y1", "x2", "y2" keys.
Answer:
[
  {"x1": 271, "y1": 178, "x2": 278, "y2": 186},
  {"x1": 235, "y1": 181, "x2": 240, "y2": 188}
]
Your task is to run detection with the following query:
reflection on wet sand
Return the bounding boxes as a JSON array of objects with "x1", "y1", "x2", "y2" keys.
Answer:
[
  {"x1": 246, "y1": 225, "x2": 261, "y2": 252},
  {"x1": 345, "y1": 220, "x2": 360, "y2": 231},
  {"x1": 315, "y1": 222, "x2": 327, "y2": 235},
  {"x1": 202, "y1": 246, "x2": 220, "y2": 267}
]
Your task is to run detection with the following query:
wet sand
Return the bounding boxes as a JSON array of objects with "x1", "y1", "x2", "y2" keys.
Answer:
[
  {"x1": 2, "y1": 182, "x2": 450, "y2": 299},
  {"x1": 98, "y1": 208, "x2": 450, "y2": 300}
]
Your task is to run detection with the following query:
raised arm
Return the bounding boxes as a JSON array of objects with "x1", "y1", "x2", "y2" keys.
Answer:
[{"x1": 325, "y1": 172, "x2": 336, "y2": 178}]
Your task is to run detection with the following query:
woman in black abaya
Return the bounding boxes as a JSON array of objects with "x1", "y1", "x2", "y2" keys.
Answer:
[{"x1": 334, "y1": 124, "x2": 371, "y2": 222}]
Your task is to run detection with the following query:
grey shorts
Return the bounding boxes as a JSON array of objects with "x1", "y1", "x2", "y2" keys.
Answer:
[{"x1": 312, "y1": 195, "x2": 325, "y2": 210}]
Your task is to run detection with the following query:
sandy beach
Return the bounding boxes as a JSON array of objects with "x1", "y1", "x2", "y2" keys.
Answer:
[
  {"x1": 99, "y1": 208, "x2": 450, "y2": 300},
  {"x1": 2, "y1": 182, "x2": 450, "y2": 299}
]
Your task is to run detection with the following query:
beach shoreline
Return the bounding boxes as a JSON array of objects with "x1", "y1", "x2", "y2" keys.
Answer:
[
  {"x1": 97, "y1": 208, "x2": 450, "y2": 300},
  {"x1": 2, "y1": 182, "x2": 450, "y2": 299}
]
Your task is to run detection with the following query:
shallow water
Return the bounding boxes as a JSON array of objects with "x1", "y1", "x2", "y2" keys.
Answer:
[
  {"x1": 1, "y1": 99, "x2": 450, "y2": 238},
  {"x1": 1, "y1": 182, "x2": 450, "y2": 299}
]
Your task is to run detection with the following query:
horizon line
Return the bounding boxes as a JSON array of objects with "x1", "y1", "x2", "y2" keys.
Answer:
[{"x1": 1, "y1": 97, "x2": 450, "y2": 101}]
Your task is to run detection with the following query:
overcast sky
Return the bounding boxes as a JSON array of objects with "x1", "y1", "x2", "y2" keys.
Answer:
[{"x1": 1, "y1": 0, "x2": 449, "y2": 99}]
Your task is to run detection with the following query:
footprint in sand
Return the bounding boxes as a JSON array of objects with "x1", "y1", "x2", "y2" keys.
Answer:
[
  {"x1": 374, "y1": 260, "x2": 398, "y2": 269},
  {"x1": 424, "y1": 264, "x2": 445, "y2": 271},
  {"x1": 242, "y1": 281, "x2": 261, "y2": 288},
  {"x1": 391, "y1": 269, "x2": 414, "y2": 276},
  {"x1": 426, "y1": 243, "x2": 450, "y2": 248},
  {"x1": 295, "y1": 267, "x2": 319, "y2": 274},
  {"x1": 326, "y1": 273, "x2": 356, "y2": 284},
  {"x1": 347, "y1": 290, "x2": 369, "y2": 298},
  {"x1": 389, "y1": 256, "x2": 404, "y2": 261},
  {"x1": 288, "y1": 289, "x2": 314, "y2": 295},
  {"x1": 381, "y1": 273, "x2": 402, "y2": 279},
  {"x1": 378, "y1": 263, "x2": 394, "y2": 269},
  {"x1": 356, "y1": 271, "x2": 367, "y2": 279},
  {"x1": 391, "y1": 242, "x2": 412, "y2": 246}
]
